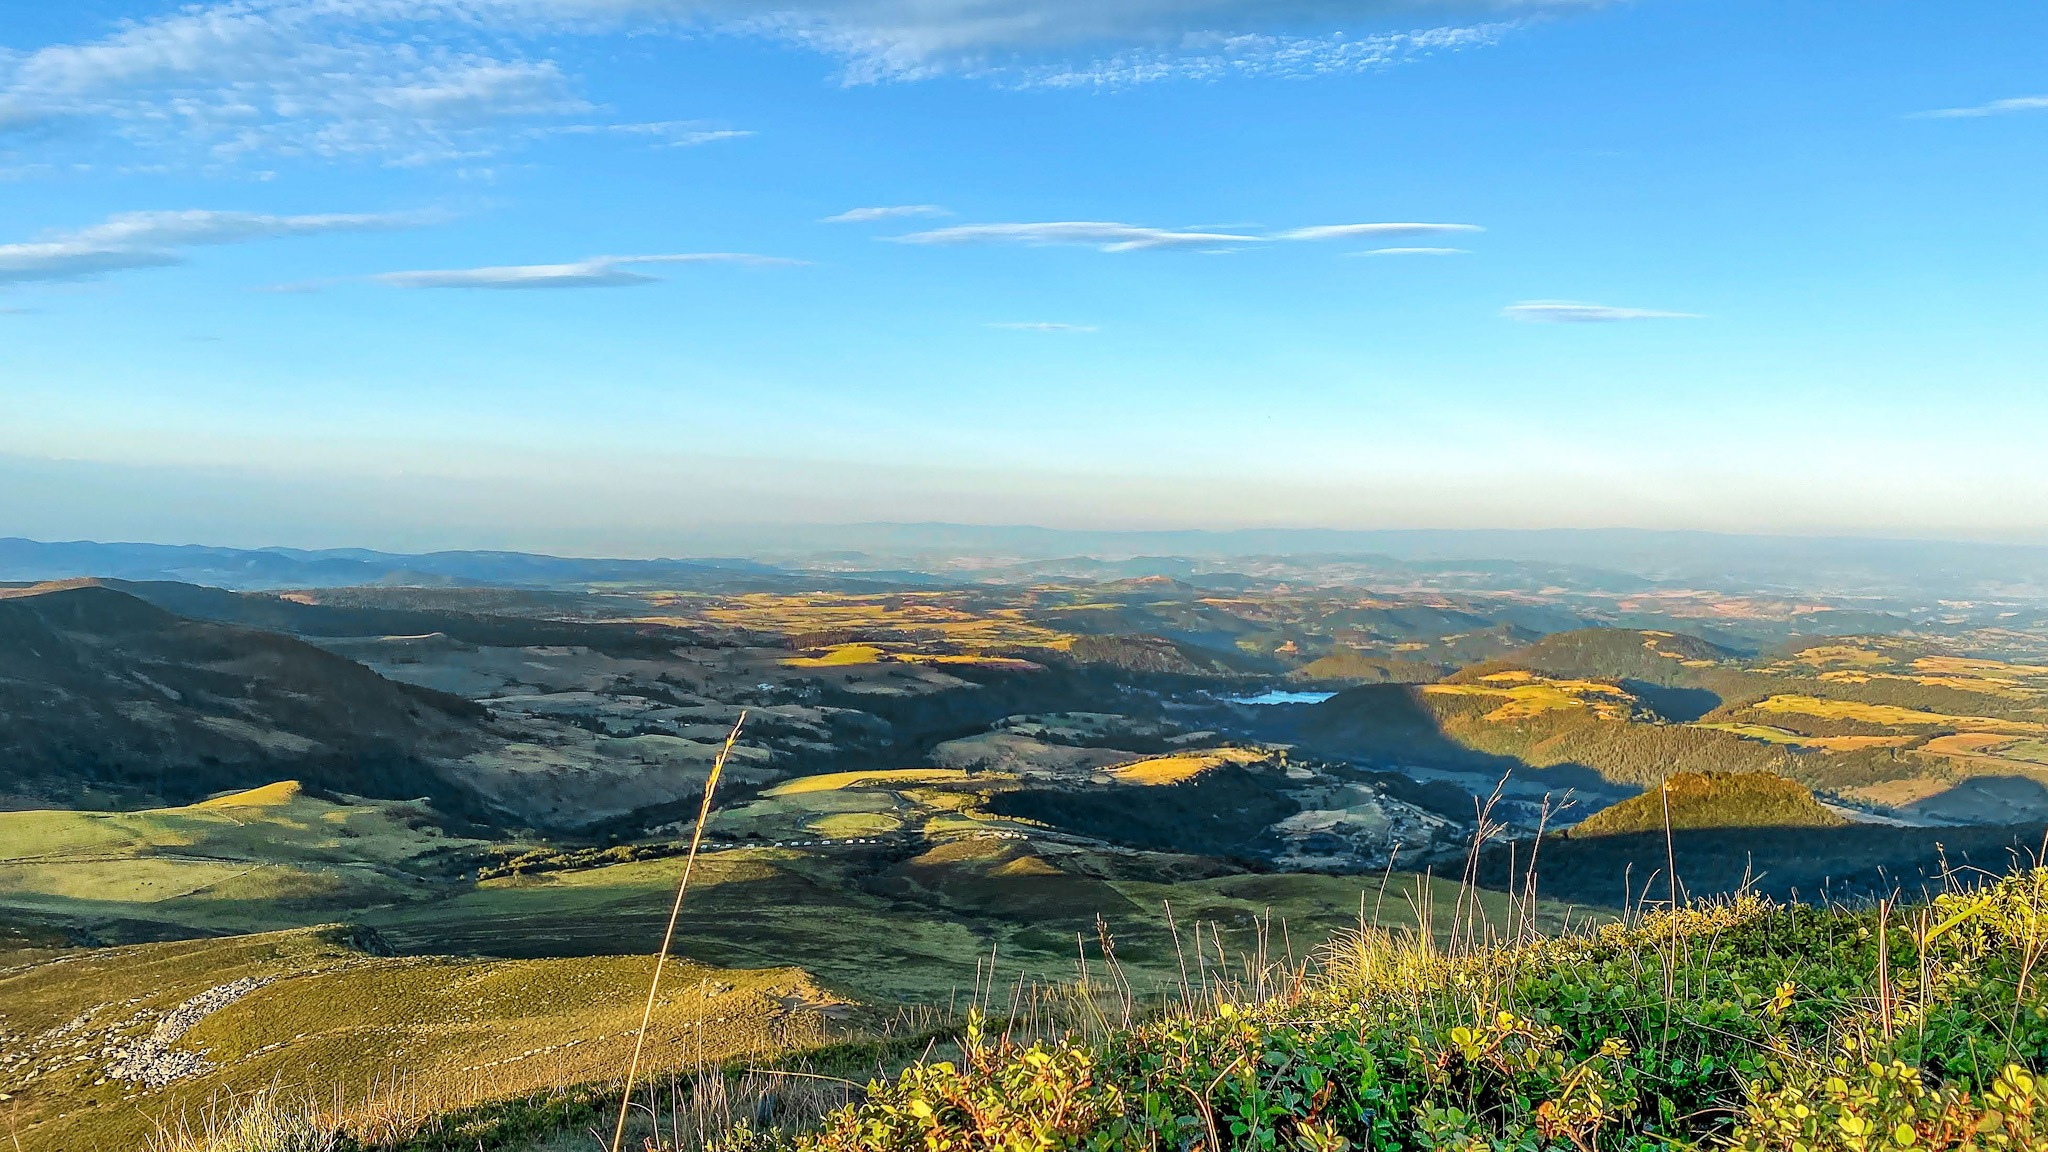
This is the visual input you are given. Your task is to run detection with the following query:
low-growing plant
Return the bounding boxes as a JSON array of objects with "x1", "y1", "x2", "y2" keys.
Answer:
[
  {"x1": 758, "y1": 868, "x2": 2048, "y2": 1152},
  {"x1": 135, "y1": 866, "x2": 2048, "y2": 1152}
]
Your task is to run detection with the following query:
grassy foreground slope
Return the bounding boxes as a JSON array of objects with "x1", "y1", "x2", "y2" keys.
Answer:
[
  {"x1": 0, "y1": 859, "x2": 1587, "y2": 1151},
  {"x1": 0, "y1": 924, "x2": 843, "y2": 1151},
  {"x1": 781, "y1": 869, "x2": 2048, "y2": 1152},
  {"x1": 0, "y1": 777, "x2": 1576, "y2": 1004},
  {"x1": 367, "y1": 843, "x2": 1562, "y2": 1004}
]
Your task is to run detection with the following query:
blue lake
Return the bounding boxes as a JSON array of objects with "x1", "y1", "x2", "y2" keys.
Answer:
[{"x1": 1227, "y1": 690, "x2": 1337, "y2": 706}]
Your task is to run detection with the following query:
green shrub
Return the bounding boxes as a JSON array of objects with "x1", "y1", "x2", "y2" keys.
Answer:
[
  {"x1": 768, "y1": 870, "x2": 2048, "y2": 1152},
  {"x1": 1730, "y1": 1057, "x2": 2046, "y2": 1151}
]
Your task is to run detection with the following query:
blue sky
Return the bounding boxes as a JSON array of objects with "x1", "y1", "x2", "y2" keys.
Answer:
[{"x1": 3, "y1": 0, "x2": 2046, "y2": 553}]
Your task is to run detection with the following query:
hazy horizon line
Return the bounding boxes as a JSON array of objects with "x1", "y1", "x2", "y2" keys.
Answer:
[{"x1": 9, "y1": 522, "x2": 2048, "y2": 561}]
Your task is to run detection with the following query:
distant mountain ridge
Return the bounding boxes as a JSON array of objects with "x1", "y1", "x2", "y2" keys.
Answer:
[
  {"x1": 5, "y1": 526, "x2": 2045, "y2": 598},
  {"x1": 685, "y1": 521, "x2": 2048, "y2": 580},
  {"x1": 102, "y1": 579, "x2": 707, "y2": 656},
  {"x1": 0, "y1": 537, "x2": 921, "y2": 592}
]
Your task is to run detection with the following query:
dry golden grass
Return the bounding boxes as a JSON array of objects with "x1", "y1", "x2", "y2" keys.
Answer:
[
  {"x1": 642, "y1": 592, "x2": 1075, "y2": 651},
  {"x1": 894, "y1": 653, "x2": 1045, "y2": 670},
  {"x1": 1107, "y1": 748, "x2": 1267, "y2": 786},
  {"x1": 780, "y1": 643, "x2": 888, "y2": 668},
  {"x1": 1425, "y1": 677, "x2": 1635, "y2": 722},
  {"x1": 1810, "y1": 660, "x2": 2048, "y2": 700},
  {"x1": 1923, "y1": 732, "x2": 2025, "y2": 757},
  {"x1": 1784, "y1": 643, "x2": 1895, "y2": 669},
  {"x1": 766, "y1": 769, "x2": 975, "y2": 797},
  {"x1": 0, "y1": 784, "x2": 482, "y2": 933},
  {"x1": 192, "y1": 781, "x2": 308, "y2": 809},
  {"x1": 1841, "y1": 777, "x2": 1955, "y2": 807},
  {"x1": 1913, "y1": 655, "x2": 2048, "y2": 680},
  {"x1": 1805, "y1": 735, "x2": 1919, "y2": 752},
  {"x1": 1692, "y1": 722, "x2": 1913, "y2": 752},
  {"x1": 1915, "y1": 734, "x2": 2048, "y2": 777},
  {"x1": 1909, "y1": 675, "x2": 2044, "y2": 695},
  {"x1": 2, "y1": 929, "x2": 838, "y2": 1152},
  {"x1": 1752, "y1": 693, "x2": 2048, "y2": 733}
]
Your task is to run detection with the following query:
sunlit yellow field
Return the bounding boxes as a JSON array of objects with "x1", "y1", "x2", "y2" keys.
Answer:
[
  {"x1": 1426, "y1": 675, "x2": 1636, "y2": 721},
  {"x1": 1752, "y1": 694, "x2": 2047, "y2": 733}
]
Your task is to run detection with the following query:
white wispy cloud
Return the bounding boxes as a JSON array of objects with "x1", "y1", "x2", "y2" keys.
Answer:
[
  {"x1": 989, "y1": 321, "x2": 1098, "y2": 332},
  {"x1": 0, "y1": 8, "x2": 596, "y2": 166},
  {"x1": 727, "y1": 2, "x2": 1589, "y2": 84},
  {"x1": 1913, "y1": 95, "x2": 2048, "y2": 119},
  {"x1": 894, "y1": 221, "x2": 1263, "y2": 251},
  {"x1": 891, "y1": 218, "x2": 1485, "y2": 253},
  {"x1": 1353, "y1": 246, "x2": 1469, "y2": 256},
  {"x1": 1014, "y1": 21, "x2": 1515, "y2": 88},
  {"x1": 67, "y1": 209, "x2": 434, "y2": 247},
  {"x1": 1503, "y1": 300, "x2": 1700, "y2": 323},
  {"x1": 0, "y1": 208, "x2": 427, "y2": 285},
  {"x1": 0, "y1": 1, "x2": 1604, "y2": 164},
  {"x1": 1280, "y1": 222, "x2": 1482, "y2": 241},
  {"x1": 0, "y1": 244, "x2": 183, "y2": 284},
  {"x1": 374, "y1": 252, "x2": 806, "y2": 289},
  {"x1": 823, "y1": 205, "x2": 950, "y2": 223},
  {"x1": 531, "y1": 121, "x2": 754, "y2": 147}
]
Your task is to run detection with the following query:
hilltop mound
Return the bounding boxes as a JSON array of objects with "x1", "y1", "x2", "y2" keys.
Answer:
[
  {"x1": 0, "y1": 581, "x2": 480, "y2": 806},
  {"x1": 1293, "y1": 684, "x2": 1487, "y2": 761},
  {"x1": 0, "y1": 781, "x2": 484, "y2": 944},
  {"x1": 1570, "y1": 771, "x2": 1847, "y2": 837},
  {"x1": 984, "y1": 753, "x2": 1298, "y2": 858},
  {"x1": 1288, "y1": 649, "x2": 1443, "y2": 684},
  {"x1": 1478, "y1": 627, "x2": 1738, "y2": 685},
  {"x1": 1773, "y1": 633, "x2": 1935, "y2": 666},
  {"x1": 1065, "y1": 633, "x2": 1266, "y2": 675},
  {"x1": 1292, "y1": 678, "x2": 1801, "y2": 791},
  {"x1": 191, "y1": 779, "x2": 307, "y2": 808}
]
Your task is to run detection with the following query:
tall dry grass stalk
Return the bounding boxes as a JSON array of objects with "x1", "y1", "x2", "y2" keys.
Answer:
[
  {"x1": 616, "y1": 1048, "x2": 872, "y2": 1152},
  {"x1": 146, "y1": 1086, "x2": 338, "y2": 1152},
  {"x1": 610, "y1": 713, "x2": 747, "y2": 1152}
]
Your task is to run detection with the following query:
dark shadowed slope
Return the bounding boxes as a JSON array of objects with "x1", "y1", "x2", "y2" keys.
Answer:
[
  {"x1": 0, "y1": 581, "x2": 480, "y2": 807},
  {"x1": 104, "y1": 578, "x2": 707, "y2": 656}
]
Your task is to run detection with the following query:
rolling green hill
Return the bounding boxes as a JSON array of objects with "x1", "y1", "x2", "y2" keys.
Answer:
[
  {"x1": 0, "y1": 775, "x2": 1585, "y2": 1151},
  {"x1": 1472, "y1": 627, "x2": 1741, "y2": 685},
  {"x1": 1569, "y1": 771, "x2": 1847, "y2": 837},
  {"x1": 1283, "y1": 629, "x2": 2048, "y2": 817},
  {"x1": 0, "y1": 782, "x2": 484, "y2": 945},
  {"x1": 1294, "y1": 679, "x2": 1799, "y2": 790},
  {"x1": 1287, "y1": 649, "x2": 1444, "y2": 685}
]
